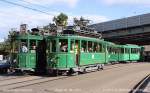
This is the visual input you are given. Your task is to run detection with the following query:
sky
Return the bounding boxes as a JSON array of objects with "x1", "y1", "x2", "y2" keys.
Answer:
[{"x1": 0, "y1": 0, "x2": 150, "y2": 42}]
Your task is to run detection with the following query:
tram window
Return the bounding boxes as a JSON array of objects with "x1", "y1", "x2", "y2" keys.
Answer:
[
  {"x1": 30, "y1": 40, "x2": 36, "y2": 50},
  {"x1": 107, "y1": 46, "x2": 110, "y2": 53},
  {"x1": 59, "y1": 39, "x2": 68, "y2": 52},
  {"x1": 88, "y1": 41, "x2": 93, "y2": 52},
  {"x1": 137, "y1": 48, "x2": 140, "y2": 53},
  {"x1": 121, "y1": 48, "x2": 124, "y2": 53},
  {"x1": 131, "y1": 48, "x2": 139, "y2": 54},
  {"x1": 75, "y1": 40, "x2": 80, "y2": 53},
  {"x1": 20, "y1": 40, "x2": 28, "y2": 53},
  {"x1": 118, "y1": 48, "x2": 121, "y2": 53},
  {"x1": 99, "y1": 44, "x2": 102, "y2": 52},
  {"x1": 131, "y1": 48, "x2": 136, "y2": 54},
  {"x1": 114, "y1": 48, "x2": 118, "y2": 54},
  {"x1": 81, "y1": 41, "x2": 87, "y2": 52},
  {"x1": 125, "y1": 48, "x2": 129, "y2": 53},
  {"x1": 111, "y1": 47, "x2": 115, "y2": 54},
  {"x1": 50, "y1": 40, "x2": 56, "y2": 52},
  {"x1": 94, "y1": 43, "x2": 102, "y2": 52},
  {"x1": 93, "y1": 42, "x2": 99, "y2": 52},
  {"x1": 107, "y1": 46, "x2": 112, "y2": 53},
  {"x1": 102, "y1": 45, "x2": 105, "y2": 52},
  {"x1": 137, "y1": 49, "x2": 140, "y2": 53},
  {"x1": 70, "y1": 40, "x2": 74, "y2": 52}
]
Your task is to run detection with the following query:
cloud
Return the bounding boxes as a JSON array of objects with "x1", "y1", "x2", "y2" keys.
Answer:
[
  {"x1": 25, "y1": 0, "x2": 79, "y2": 8},
  {"x1": 0, "y1": 38, "x2": 4, "y2": 43},
  {"x1": 0, "y1": 6, "x2": 57, "y2": 29},
  {"x1": 0, "y1": 6, "x2": 109, "y2": 40},
  {"x1": 0, "y1": 6, "x2": 57, "y2": 39},
  {"x1": 101, "y1": 0, "x2": 150, "y2": 6}
]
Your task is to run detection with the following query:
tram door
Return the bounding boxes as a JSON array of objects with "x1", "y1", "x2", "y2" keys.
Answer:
[
  {"x1": 36, "y1": 39, "x2": 47, "y2": 73},
  {"x1": 75, "y1": 40, "x2": 80, "y2": 66}
]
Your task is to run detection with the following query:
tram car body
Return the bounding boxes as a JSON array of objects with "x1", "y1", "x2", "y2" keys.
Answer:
[
  {"x1": 13, "y1": 34, "x2": 142, "y2": 74},
  {"x1": 15, "y1": 34, "x2": 46, "y2": 72},
  {"x1": 46, "y1": 35, "x2": 108, "y2": 74},
  {"x1": 107, "y1": 43, "x2": 141, "y2": 63}
]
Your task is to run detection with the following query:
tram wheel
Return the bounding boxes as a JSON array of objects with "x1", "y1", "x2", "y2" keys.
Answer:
[
  {"x1": 52, "y1": 70, "x2": 59, "y2": 76},
  {"x1": 3, "y1": 68, "x2": 8, "y2": 73},
  {"x1": 97, "y1": 66, "x2": 101, "y2": 71}
]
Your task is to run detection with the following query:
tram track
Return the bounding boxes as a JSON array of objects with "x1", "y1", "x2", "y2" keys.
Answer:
[
  {"x1": 0, "y1": 72, "x2": 35, "y2": 81},
  {"x1": 1, "y1": 76, "x2": 68, "y2": 90},
  {"x1": 0, "y1": 75, "x2": 30, "y2": 81},
  {"x1": 0, "y1": 63, "x2": 146, "y2": 90}
]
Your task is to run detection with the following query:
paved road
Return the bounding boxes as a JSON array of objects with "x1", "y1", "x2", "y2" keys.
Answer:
[{"x1": 2, "y1": 62, "x2": 150, "y2": 93}]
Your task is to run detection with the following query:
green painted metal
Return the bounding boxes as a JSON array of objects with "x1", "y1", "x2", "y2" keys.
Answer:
[
  {"x1": 106, "y1": 42, "x2": 119, "y2": 62},
  {"x1": 80, "y1": 53, "x2": 106, "y2": 65},
  {"x1": 46, "y1": 35, "x2": 107, "y2": 70},
  {"x1": 18, "y1": 52, "x2": 36, "y2": 69},
  {"x1": 127, "y1": 44, "x2": 141, "y2": 61},
  {"x1": 16, "y1": 34, "x2": 43, "y2": 71}
]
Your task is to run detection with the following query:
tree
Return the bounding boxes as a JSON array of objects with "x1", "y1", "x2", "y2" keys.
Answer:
[
  {"x1": 53, "y1": 13, "x2": 68, "y2": 27},
  {"x1": 8, "y1": 31, "x2": 18, "y2": 53}
]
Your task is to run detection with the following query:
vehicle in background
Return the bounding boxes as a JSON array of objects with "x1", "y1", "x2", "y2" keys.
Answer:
[{"x1": 0, "y1": 60, "x2": 10, "y2": 73}]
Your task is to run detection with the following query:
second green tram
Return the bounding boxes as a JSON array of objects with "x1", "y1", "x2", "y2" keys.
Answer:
[
  {"x1": 107, "y1": 43, "x2": 141, "y2": 63},
  {"x1": 46, "y1": 35, "x2": 108, "y2": 74}
]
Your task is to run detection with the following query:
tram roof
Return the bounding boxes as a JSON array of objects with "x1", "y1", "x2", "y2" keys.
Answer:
[
  {"x1": 120, "y1": 44, "x2": 141, "y2": 48},
  {"x1": 46, "y1": 35, "x2": 105, "y2": 42},
  {"x1": 16, "y1": 34, "x2": 43, "y2": 40}
]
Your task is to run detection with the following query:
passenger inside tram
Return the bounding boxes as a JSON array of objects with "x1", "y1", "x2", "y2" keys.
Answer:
[
  {"x1": 21, "y1": 43, "x2": 28, "y2": 53},
  {"x1": 60, "y1": 41, "x2": 68, "y2": 52}
]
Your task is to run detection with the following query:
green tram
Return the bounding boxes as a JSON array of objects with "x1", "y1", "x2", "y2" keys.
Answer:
[
  {"x1": 15, "y1": 34, "x2": 47, "y2": 73},
  {"x1": 13, "y1": 33, "x2": 142, "y2": 75},
  {"x1": 107, "y1": 43, "x2": 141, "y2": 63},
  {"x1": 46, "y1": 35, "x2": 108, "y2": 74}
]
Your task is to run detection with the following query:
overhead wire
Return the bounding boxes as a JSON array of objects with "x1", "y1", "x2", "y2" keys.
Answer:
[
  {"x1": 0, "y1": 0, "x2": 55, "y2": 16},
  {"x1": 19, "y1": 0, "x2": 52, "y2": 10},
  {"x1": 0, "y1": 0, "x2": 75, "y2": 25}
]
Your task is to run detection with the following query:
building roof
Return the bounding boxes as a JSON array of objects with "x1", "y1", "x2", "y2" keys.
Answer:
[{"x1": 90, "y1": 13, "x2": 150, "y2": 32}]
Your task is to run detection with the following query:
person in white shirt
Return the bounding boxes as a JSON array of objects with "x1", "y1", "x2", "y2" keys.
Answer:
[{"x1": 21, "y1": 43, "x2": 28, "y2": 53}]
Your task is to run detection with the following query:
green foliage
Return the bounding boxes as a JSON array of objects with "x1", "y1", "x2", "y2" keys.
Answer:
[
  {"x1": 0, "y1": 31, "x2": 18, "y2": 55},
  {"x1": 53, "y1": 13, "x2": 68, "y2": 26}
]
